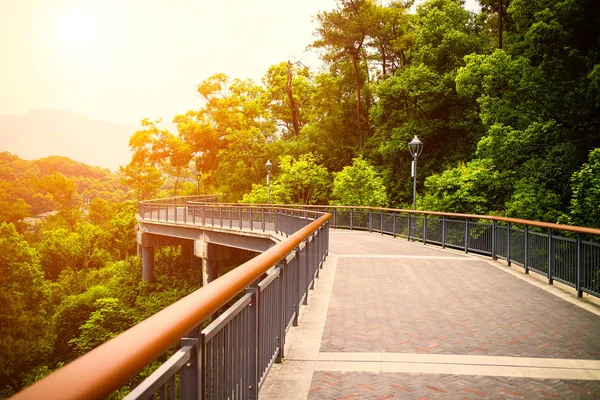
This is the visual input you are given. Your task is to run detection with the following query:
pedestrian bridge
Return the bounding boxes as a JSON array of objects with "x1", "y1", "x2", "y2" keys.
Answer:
[{"x1": 12, "y1": 196, "x2": 600, "y2": 399}]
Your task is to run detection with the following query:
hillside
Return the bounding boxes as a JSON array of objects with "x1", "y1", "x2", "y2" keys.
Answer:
[
  {"x1": 0, "y1": 152, "x2": 129, "y2": 224},
  {"x1": 0, "y1": 109, "x2": 135, "y2": 170}
]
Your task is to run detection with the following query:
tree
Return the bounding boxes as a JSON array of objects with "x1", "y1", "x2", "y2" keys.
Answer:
[
  {"x1": 68, "y1": 298, "x2": 135, "y2": 356},
  {"x1": 0, "y1": 223, "x2": 51, "y2": 396},
  {"x1": 566, "y1": 148, "x2": 600, "y2": 229},
  {"x1": 312, "y1": 0, "x2": 376, "y2": 146},
  {"x1": 240, "y1": 154, "x2": 330, "y2": 204},
  {"x1": 120, "y1": 119, "x2": 165, "y2": 201},
  {"x1": 330, "y1": 156, "x2": 387, "y2": 206},
  {"x1": 420, "y1": 159, "x2": 508, "y2": 214},
  {"x1": 150, "y1": 131, "x2": 193, "y2": 197},
  {"x1": 262, "y1": 62, "x2": 314, "y2": 137},
  {"x1": 370, "y1": 0, "x2": 490, "y2": 205}
]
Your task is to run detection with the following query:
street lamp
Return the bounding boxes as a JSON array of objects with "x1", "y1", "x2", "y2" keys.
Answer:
[
  {"x1": 265, "y1": 160, "x2": 272, "y2": 204},
  {"x1": 408, "y1": 135, "x2": 423, "y2": 210}
]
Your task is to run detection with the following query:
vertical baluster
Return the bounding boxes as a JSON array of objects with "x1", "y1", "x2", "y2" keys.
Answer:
[
  {"x1": 442, "y1": 216, "x2": 446, "y2": 249},
  {"x1": 524, "y1": 226, "x2": 529, "y2": 274},
  {"x1": 507, "y1": 222, "x2": 512, "y2": 266},
  {"x1": 576, "y1": 233, "x2": 583, "y2": 297},
  {"x1": 548, "y1": 229, "x2": 553, "y2": 284},
  {"x1": 246, "y1": 281, "x2": 259, "y2": 400},
  {"x1": 492, "y1": 220, "x2": 497, "y2": 259},
  {"x1": 464, "y1": 219, "x2": 469, "y2": 254}
]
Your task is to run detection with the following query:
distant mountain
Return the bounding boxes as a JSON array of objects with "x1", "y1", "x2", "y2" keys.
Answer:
[{"x1": 0, "y1": 109, "x2": 136, "y2": 170}]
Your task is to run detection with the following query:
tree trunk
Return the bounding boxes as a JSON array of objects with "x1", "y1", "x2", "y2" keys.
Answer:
[
  {"x1": 498, "y1": 0, "x2": 503, "y2": 49},
  {"x1": 173, "y1": 175, "x2": 180, "y2": 197},
  {"x1": 353, "y1": 54, "x2": 363, "y2": 148},
  {"x1": 286, "y1": 61, "x2": 301, "y2": 136}
]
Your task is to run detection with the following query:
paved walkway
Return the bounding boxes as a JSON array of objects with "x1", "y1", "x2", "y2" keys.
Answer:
[{"x1": 261, "y1": 230, "x2": 600, "y2": 399}]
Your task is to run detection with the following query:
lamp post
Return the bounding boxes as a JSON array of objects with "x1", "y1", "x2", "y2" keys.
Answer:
[
  {"x1": 265, "y1": 160, "x2": 272, "y2": 204},
  {"x1": 408, "y1": 136, "x2": 423, "y2": 210}
]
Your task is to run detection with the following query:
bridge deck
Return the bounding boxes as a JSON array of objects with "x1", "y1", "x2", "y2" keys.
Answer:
[{"x1": 261, "y1": 230, "x2": 600, "y2": 399}]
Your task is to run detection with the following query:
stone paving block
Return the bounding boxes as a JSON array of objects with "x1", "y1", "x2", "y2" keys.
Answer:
[
  {"x1": 308, "y1": 371, "x2": 600, "y2": 400},
  {"x1": 321, "y1": 255, "x2": 600, "y2": 359}
]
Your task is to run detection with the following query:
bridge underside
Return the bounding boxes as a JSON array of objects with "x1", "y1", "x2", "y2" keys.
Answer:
[
  {"x1": 261, "y1": 230, "x2": 600, "y2": 399},
  {"x1": 136, "y1": 219, "x2": 275, "y2": 283}
]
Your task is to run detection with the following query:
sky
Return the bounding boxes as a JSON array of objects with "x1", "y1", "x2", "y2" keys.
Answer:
[{"x1": 0, "y1": 0, "x2": 481, "y2": 128}]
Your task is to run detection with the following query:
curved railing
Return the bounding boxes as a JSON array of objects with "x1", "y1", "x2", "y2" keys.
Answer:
[
  {"x1": 184, "y1": 201, "x2": 600, "y2": 299},
  {"x1": 12, "y1": 199, "x2": 331, "y2": 400},
  {"x1": 11, "y1": 196, "x2": 600, "y2": 399}
]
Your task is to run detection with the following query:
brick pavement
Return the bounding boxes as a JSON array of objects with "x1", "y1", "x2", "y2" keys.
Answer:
[
  {"x1": 308, "y1": 371, "x2": 600, "y2": 399},
  {"x1": 260, "y1": 230, "x2": 600, "y2": 399},
  {"x1": 322, "y1": 233, "x2": 600, "y2": 359}
]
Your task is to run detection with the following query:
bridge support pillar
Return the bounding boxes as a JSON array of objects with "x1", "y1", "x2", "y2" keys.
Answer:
[
  {"x1": 142, "y1": 246, "x2": 155, "y2": 282},
  {"x1": 202, "y1": 259, "x2": 218, "y2": 286},
  {"x1": 194, "y1": 240, "x2": 219, "y2": 286}
]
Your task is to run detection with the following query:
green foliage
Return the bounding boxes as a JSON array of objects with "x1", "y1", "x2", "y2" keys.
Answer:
[
  {"x1": 241, "y1": 154, "x2": 330, "y2": 204},
  {"x1": 330, "y1": 157, "x2": 388, "y2": 207},
  {"x1": 105, "y1": 201, "x2": 138, "y2": 260},
  {"x1": 68, "y1": 298, "x2": 135, "y2": 355},
  {"x1": 566, "y1": 148, "x2": 600, "y2": 229},
  {"x1": 504, "y1": 178, "x2": 562, "y2": 222},
  {"x1": 420, "y1": 159, "x2": 506, "y2": 214},
  {"x1": 38, "y1": 223, "x2": 110, "y2": 280},
  {"x1": 0, "y1": 223, "x2": 51, "y2": 395}
]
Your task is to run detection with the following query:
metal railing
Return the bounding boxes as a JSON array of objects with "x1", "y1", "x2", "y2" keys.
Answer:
[
  {"x1": 180, "y1": 202, "x2": 600, "y2": 300},
  {"x1": 310, "y1": 206, "x2": 600, "y2": 299},
  {"x1": 12, "y1": 201, "x2": 330, "y2": 400}
]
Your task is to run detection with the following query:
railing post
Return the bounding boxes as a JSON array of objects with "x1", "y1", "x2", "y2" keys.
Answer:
[
  {"x1": 350, "y1": 209, "x2": 353, "y2": 231},
  {"x1": 392, "y1": 213, "x2": 396, "y2": 237},
  {"x1": 174, "y1": 205, "x2": 177, "y2": 223},
  {"x1": 333, "y1": 209, "x2": 337, "y2": 228},
  {"x1": 219, "y1": 208, "x2": 223, "y2": 227},
  {"x1": 524, "y1": 225, "x2": 529, "y2": 274},
  {"x1": 442, "y1": 216, "x2": 446, "y2": 249},
  {"x1": 305, "y1": 239, "x2": 311, "y2": 299},
  {"x1": 202, "y1": 206, "x2": 206, "y2": 226},
  {"x1": 407, "y1": 214, "x2": 411, "y2": 241},
  {"x1": 262, "y1": 209, "x2": 265, "y2": 232},
  {"x1": 275, "y1": 260, "x2": 286, "y2": 363},
  {"x1": 381, "y1": 211, "x2": 384, "y2": 235},
  {"x1": 368, "y1": 209, "x2": 372, "y2": 232},
  {"x1": 507, "y1": 222, "x2": 512, "y2": 266},
  {"x1": 423, "y1": 214, "x2": 427, "y2": 245},
  {"x1": 184, "y1": 205, "x2": 187, "y2": 224},
  {"x1": 293, "y1": 247, "x2": 300, "y2": 326},
  {"x1": 179, "y1": 337, "x2": 200, "y2": 400},
  {"x1": 548, "y1": 229, "x2": 553, "y2": 284},
  {"x1": 464, "y1": 218, "x2": 469, "y2": 254},
  {"x1": 192, "y1": 206, "x2": 196, "y2": 225},
  {"x1": 239, "y1": 208, "x2": 242, "y2": 230},
  {"x1": 492, "y1": 220, "x2": 497, "y2": 260},
  {"x1": 576, "y1": 233, "x2": 583, "y2": 297},
  {"x1": 245, "y1": 281, "x2": 259, "y2": 400}
]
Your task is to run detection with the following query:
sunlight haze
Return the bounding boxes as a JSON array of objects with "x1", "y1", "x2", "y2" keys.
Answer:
[{"x1": 0, "y1": 0, "x2": 480, "y2": 168}]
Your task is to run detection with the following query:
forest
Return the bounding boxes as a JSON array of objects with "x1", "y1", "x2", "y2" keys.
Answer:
[{"x1": 2, "y1": 0, "x2": 600, "y2": 397}]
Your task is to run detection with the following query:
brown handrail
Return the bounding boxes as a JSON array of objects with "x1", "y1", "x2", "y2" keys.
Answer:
[{"x1": 11, "y1": 213, "x2": 331, "y2": 400}]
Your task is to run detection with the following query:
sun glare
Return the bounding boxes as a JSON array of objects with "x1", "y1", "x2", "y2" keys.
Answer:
[{"x1": 58, "y1": 9, "x2": 97, "y2": 48}]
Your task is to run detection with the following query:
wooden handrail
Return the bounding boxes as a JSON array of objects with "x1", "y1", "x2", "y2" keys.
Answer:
[{"x1": 11, "y1": 213, "x2": 331, "y2": 400}]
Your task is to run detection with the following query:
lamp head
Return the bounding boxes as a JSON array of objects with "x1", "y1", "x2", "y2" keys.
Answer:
[
  {"x1": 408, "y1": 135, "x2": 423, "y2": 158},
  {"x1": 265, "y1": 160, "x2": 272, "y2": 172}
]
